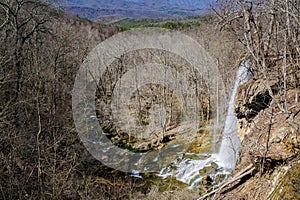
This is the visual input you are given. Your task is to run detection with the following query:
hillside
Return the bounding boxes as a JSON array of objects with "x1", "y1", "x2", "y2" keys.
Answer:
[
  {"x1": 0, "y1": 1, "x2": 241, "y2": 199},
  {"x1": 0, "y1": 1, "x2": 139, "y2": 199}
]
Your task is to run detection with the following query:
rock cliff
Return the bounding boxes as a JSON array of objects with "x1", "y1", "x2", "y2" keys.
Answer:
[{"x1": 217, "y1": 76, "x2": 300, "y2": 199}]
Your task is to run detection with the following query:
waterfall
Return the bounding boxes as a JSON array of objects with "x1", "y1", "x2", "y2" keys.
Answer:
[
  {"x1": 216, "y1": 59, "x2": 252, "y2": 170},
  {"x1": 157, "y1": 59, "x2": 252, "y2": 186}
]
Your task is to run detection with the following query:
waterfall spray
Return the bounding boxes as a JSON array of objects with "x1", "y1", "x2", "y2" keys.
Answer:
[{"x1": 216, "y1": 59, "x2": 252, "y2": 170}]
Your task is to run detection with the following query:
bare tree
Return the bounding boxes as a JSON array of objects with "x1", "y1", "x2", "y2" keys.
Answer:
[
  {"x1": 0, "y1": 1, "x2": 137, "y2": 199},
  {"x1": 214, "y1": 0, "x2": 300, "y2": 133}
]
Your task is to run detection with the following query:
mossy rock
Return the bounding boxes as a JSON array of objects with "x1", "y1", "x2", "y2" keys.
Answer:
[
  {"x1": 145, "y1": 175, "x2": 188, "y2": 192},
  {"x1": 269, "y1": 163, "x2": 300, "y2": 200},
  {"x1": 186, "y1": 130, "x2": 212, "y2": 154},
  {"x1": 183, "y1": 153, "x2": 203, "y2": 160},
  {"x1": 198, "y1": 162, "x2": 218, "y2": 176},
  {"x1": 214, "y1": 173, "x2": 227, "y2": 185},
  {"x1": 189, "y1": 174, "x2": 201, "y2": 185},
  {"x1": 187, "y1": 140, "x2": 203, "y2": 153}
]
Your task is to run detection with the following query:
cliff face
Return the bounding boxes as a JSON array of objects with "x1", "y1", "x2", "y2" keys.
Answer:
[{"x1": 218, "y1": 77, "x2": 300, "y2": 199}]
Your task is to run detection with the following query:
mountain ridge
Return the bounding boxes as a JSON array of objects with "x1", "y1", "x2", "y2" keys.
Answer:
[{"x1": 58, "y1": 0, "x2": 215, "y2": 20}]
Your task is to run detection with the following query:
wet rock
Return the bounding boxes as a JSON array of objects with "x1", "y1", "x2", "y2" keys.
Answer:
[
  {"x1": 199, "y1": 175, "x2": 213, "y2": 195},
  {"x1": 214, "y1": 173, "x2": 226, "y2": 185},
  {"x1": 186, "y1": 129, "x2": 212, "y2": 154},
  {"x1": 198, "y1": 162, "x2": 218, "y2": 176},
  {"x1": 201, "y1": 175, "x2": 213, "y2": 185},
  {"x1": 183, "y1": 153, "x2": 208, "y2": 160}
]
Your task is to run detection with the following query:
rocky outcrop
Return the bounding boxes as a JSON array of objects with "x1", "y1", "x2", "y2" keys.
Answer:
[
  {"x1": 216, "y1": 77, "x2": 300, "y2": 200},
  {"x1": 234, "y1": 77, "x2": 300, "y2": 161},
  {"x1": 234, "y1": 79, "x2": 277, "y2": 141}
]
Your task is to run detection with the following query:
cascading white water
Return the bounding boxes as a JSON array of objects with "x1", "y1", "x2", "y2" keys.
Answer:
[
  {"x1": 216, "y1": 59, "x2": 252, "y2": 170},
  {"x1": 158, "y1": 59, "x2": 252, "y2": 186}
]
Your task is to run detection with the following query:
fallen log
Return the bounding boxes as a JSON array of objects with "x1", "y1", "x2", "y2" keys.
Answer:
[{"x1": 198, "y1": 164, "x2": 256, "y2": 200}]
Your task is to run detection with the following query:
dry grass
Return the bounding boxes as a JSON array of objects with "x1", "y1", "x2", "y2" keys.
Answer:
[{"x1": 133, "y1": 186, "x2": 199, "y2": 200}]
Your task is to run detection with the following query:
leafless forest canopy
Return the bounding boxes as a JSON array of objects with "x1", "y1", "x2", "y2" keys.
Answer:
[{"x1": 0, "y1": 0, "x2": 299, "y2": 199}]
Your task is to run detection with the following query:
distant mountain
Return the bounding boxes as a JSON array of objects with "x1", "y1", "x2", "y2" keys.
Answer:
[
  {"x1": 58, "y1": 0, "x2": 215, "y2": 22},
  {"x1": 65, "y1": 7, "x2": 175, "y2": 19}
]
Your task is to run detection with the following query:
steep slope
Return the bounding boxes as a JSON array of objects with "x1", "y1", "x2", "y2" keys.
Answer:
[
  {"x1": 203, "y1": 65, "x2": 300, "y2": 199},
  {"x1": 0, "y1": 2, "x2": 149, "y2": 199}
]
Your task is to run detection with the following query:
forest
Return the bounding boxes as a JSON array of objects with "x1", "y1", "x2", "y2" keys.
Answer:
[{"x1": 0, "y1": 0, "x2": 299, "y2": 199}]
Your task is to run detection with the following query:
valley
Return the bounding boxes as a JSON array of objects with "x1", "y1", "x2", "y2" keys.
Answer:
[{"x1": 0, "y1": 0, "x2": 299, "y2": 199}]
